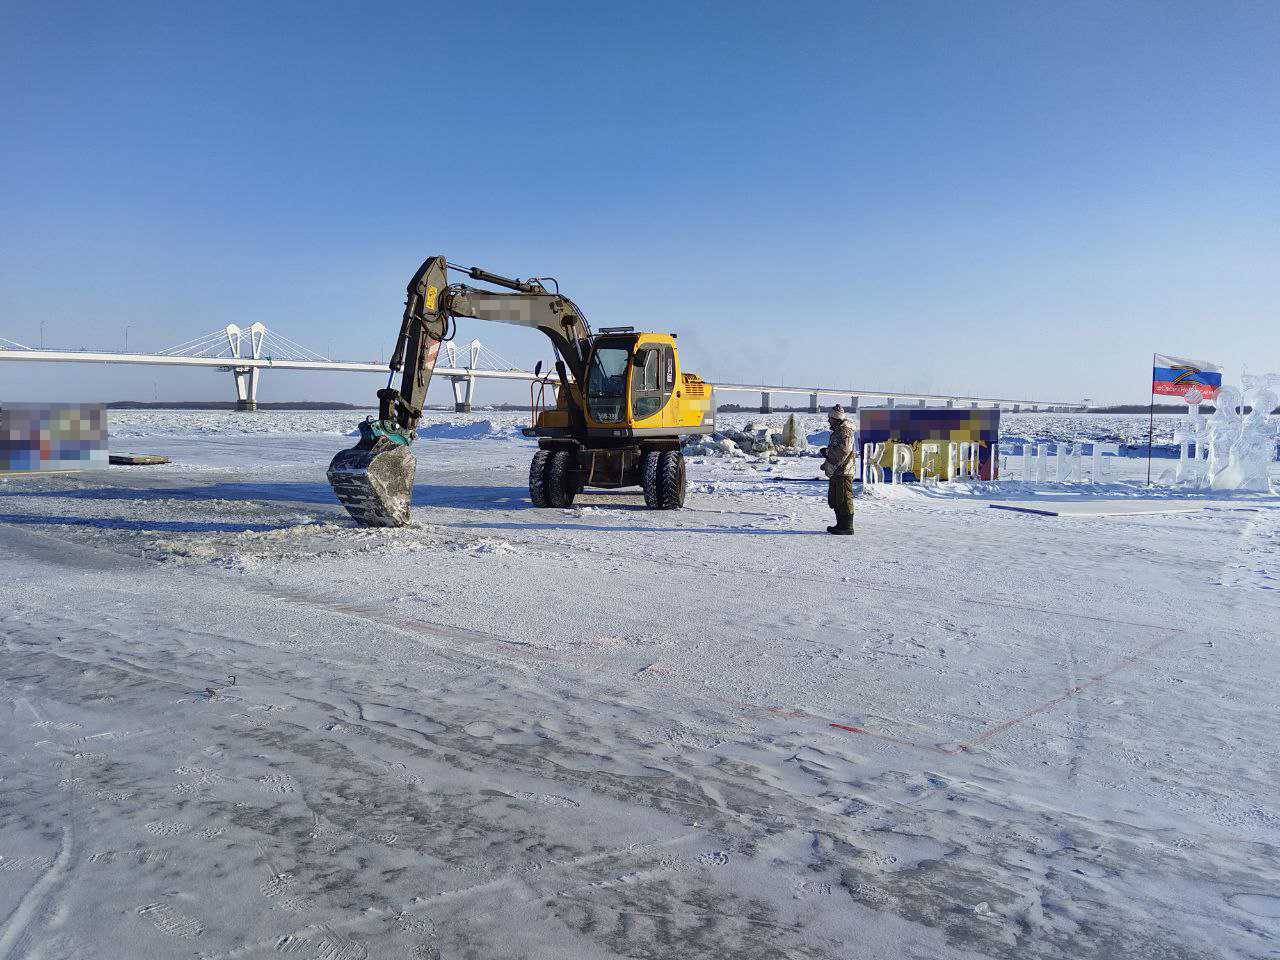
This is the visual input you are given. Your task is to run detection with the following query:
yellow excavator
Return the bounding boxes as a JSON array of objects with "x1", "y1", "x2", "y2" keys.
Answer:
[{"x1": 327, "y1": 256, "x2": 715, "y2": 526}]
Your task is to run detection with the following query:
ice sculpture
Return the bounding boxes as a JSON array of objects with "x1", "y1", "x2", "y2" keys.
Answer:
[
  {"x1": 949, "y1": 441, "x2": 979, "y2": 480},
  {"x1": 919, "y1": 442, "x2": 941, "y2": 484},
  {"x1": 891, "y1": 443, "x2": 913, "y2": 483},
  {"x1": 1173, "y1": 413, "x2": 1210, "y2": 486},
  {"x1": 1205, "y1": 387, "x2": 1241, "y2": 489},
  {"x1": 1000, "y1": 441, "x2": 1117, "y2": 482},
  {"x1": 1199, "y1": 379, "x2": 1278, "y2": 493},
  {"x1": 861, "y1": 442, "x2": 885, "y2": 485},
  {"x1": 1055, "y1": 442, "x2": 1083, "y2": 482},
  {"x1": 1091, "y1": 443, "x2": 1120, "y2": 482}
]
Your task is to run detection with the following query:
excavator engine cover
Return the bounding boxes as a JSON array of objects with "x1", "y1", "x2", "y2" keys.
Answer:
[{"x1": 327, "y1": 440, "x2": 416, "y2": 527}]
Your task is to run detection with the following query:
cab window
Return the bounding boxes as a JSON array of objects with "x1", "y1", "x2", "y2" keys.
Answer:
[
  {"x1": 586, "y1": 346, "x2": 629, "y2": 422},
  {"x1": 631, "y1": 347, "x2": 663, "y2": 419}
]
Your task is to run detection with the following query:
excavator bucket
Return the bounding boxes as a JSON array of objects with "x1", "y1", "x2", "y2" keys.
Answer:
[{"x1": 326, "y1": 440, "x2": 416, "y2": 527}]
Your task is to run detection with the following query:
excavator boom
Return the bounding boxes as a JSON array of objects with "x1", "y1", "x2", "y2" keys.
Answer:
[
  {"x1": 325, "y1": 256, "x2": 449, "y2": 526},
  {"x1": 326, "y1": 256, "x2": 590, "y2": 526}
]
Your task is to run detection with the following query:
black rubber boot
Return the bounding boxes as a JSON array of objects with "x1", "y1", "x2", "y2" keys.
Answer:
[{"x1": 829, "y1": 511, "x2": 854, "y2": 535}]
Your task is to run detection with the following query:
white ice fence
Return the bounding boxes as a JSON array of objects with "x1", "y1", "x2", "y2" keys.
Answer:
[
  {"x1": 998, "y1": 441, "x2": 1121, "y2": 483},
  {"x1": 861, "y1": 440, "x2": 1123, "y2": 485}
]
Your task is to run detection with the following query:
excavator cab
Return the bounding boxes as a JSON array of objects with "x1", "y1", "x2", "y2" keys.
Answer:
[
  {"x1": 584, "y1": 336, "x2": 631, "y2": 423},
  {"x1": 580, "y1": 330, "x2": 679, "y2": 427}
]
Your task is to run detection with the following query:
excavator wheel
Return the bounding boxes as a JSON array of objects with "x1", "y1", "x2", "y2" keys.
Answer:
[
  {"x1": 657, "y1": 450, "x2": 686, "y2": 509},
  {"x1": 544, "y1": 450, "x2": 577, "y2": 507},
  {"x1": 640, "y1": 451, "x2": 661, "y2": 508},
  {"x1": 528, "y1": 450, "x2": 551, "y2": 507}
]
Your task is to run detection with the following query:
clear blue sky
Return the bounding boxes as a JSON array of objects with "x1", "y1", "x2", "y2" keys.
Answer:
[{"x1": 2, "y1": 0, "x2": 1277, "y2": 406}]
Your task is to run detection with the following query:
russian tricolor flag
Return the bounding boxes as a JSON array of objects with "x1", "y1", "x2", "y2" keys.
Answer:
[{"x1": 1153, "y1": 353, "x2": 1222, "y2": 399}]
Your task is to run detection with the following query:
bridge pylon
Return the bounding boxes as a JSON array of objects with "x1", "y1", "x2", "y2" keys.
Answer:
[
  {"x1": 440, "y1": 339, "x2": 520, "y2": 412},
  {"x1": 232, "y1": 366, "x2": 260, "y2": 411},
  {"x1": 159, "y1": 322, "x2": 328, "y2": 411},
  {"x1": 226, "y1": 324, "x2": 265, "y2": 410}
]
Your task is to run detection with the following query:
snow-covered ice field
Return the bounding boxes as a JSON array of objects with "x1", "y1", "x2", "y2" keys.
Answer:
[{"x1": 2, "y1": 410, "x2": 1278, "y2": 959}]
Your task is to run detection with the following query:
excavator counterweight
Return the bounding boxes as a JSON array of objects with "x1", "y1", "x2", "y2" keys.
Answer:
[{"x1": 327, "y1": 255, "x2": 714, "y2": 526}]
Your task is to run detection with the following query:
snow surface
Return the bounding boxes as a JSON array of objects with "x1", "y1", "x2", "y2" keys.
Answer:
[
  {"x1": 2, "y1": 410, "x2": 1278, "y2": 959},
  {"x1": 100, "y1": 408, "x2": 1212, "y2": 449}
]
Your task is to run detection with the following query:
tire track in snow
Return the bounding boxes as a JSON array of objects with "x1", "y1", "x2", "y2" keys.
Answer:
[
  {"x1": 196, "y1": 834, "x2": 702, "y2": 960},
  {"x1": 0, "y1": 825, "x2": 72, "y2": 959},
  {"x1": 0, "y1": 701, "x2": 78, "y2": 960}
]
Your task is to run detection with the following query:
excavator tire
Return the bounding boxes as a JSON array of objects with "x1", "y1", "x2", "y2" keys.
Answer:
[
  {"x1": 528, "y1": 450, "x2": 551, "y2": 507},
  {"x1": 640, "y1": 451, "x2": 661, "y2": 508},
  {"x1": 545, "y1": 450, "x2": 577, "y2": 507},
  {"x1": 657, "y1": 450, "x2": 686, "y2": 509}
]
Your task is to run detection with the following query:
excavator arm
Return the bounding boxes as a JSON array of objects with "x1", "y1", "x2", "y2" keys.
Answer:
[
  {"x1": 375, "y1": 255, "x2": 450, "y2": 439},
  {"x1": 326, "y1": 255, "x2": 590, "y2": 527}
]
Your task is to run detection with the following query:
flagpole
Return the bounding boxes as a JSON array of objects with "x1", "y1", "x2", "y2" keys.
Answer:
[{"x1": 1146, "y1": 353, "x2": 1155, "y2": 486}]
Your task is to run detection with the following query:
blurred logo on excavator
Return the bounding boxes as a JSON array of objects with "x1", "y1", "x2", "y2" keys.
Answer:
[{"x1": 426, "y1": 284, "x2": 438, "y2": 311}]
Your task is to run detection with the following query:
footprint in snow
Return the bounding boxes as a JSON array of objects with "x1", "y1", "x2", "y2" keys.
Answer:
[
  {"x1": 145, "y1": 819, "x2": 190, "y2": 837},
  {"x1": 257, "y1": 774, "x2": 297, "y2": 793},
  {"x1": 137, "y1": 902, "x2": 203, "y2": 939},
  {"x1": 512, "y1": 791, "x2": 579, "y2": 809},
  {"x1": 792, "y1": 879, "x2": 833, "y2": 899},
  {"x1": 261, "y1": 873, "x2": 297, "y2": 898}
]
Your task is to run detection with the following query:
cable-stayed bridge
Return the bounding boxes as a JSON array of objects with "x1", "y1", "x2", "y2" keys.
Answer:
[
  {"x1": 0, "y1": 323, "x2": 527, "y2": 411},
  {"x1": 0, "y1": 323, "x2": 1087, "y2": 413}
]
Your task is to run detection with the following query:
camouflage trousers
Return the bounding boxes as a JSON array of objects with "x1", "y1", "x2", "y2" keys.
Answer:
[{"x1": 827, "y1": 475, "x2": 855, "y2": 515}]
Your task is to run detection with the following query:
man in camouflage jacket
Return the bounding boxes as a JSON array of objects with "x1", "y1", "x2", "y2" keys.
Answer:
[{"x1": 820, "y1": 404, "x2": 856, "y2": 535}]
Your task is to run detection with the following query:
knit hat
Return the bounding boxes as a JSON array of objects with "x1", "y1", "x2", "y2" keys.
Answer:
[{"x1": 828, "y1": 404, "x2": 846, "y2": 421}]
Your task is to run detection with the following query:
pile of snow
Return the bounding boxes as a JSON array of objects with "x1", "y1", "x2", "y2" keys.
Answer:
[
  {"x1": 458, "y1": 536, "x2": 524, "y2": 555},
  {"x1": 415, "y1": 418, "x2": 524, "y2": 441},
  {"x1": 683, "y1": 415, "x2": 816, "y2": 459},
  {"x1": 683, "y1": 434, "x2": 747, "y2": 458},
  {"x1": 343, "y1": 417, "x2": 526, "y2": 441}
]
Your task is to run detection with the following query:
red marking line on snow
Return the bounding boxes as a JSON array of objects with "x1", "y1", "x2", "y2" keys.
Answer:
[
  {"x1": 257, "y1": 579, "x2": 1186, "y2": 759},
  {"x1": 953, "y1": 627, "x2": 1182, "y2": 751},
  {"x1": 830, "y1": 627, "x2": 1184, "y2": 755}
]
